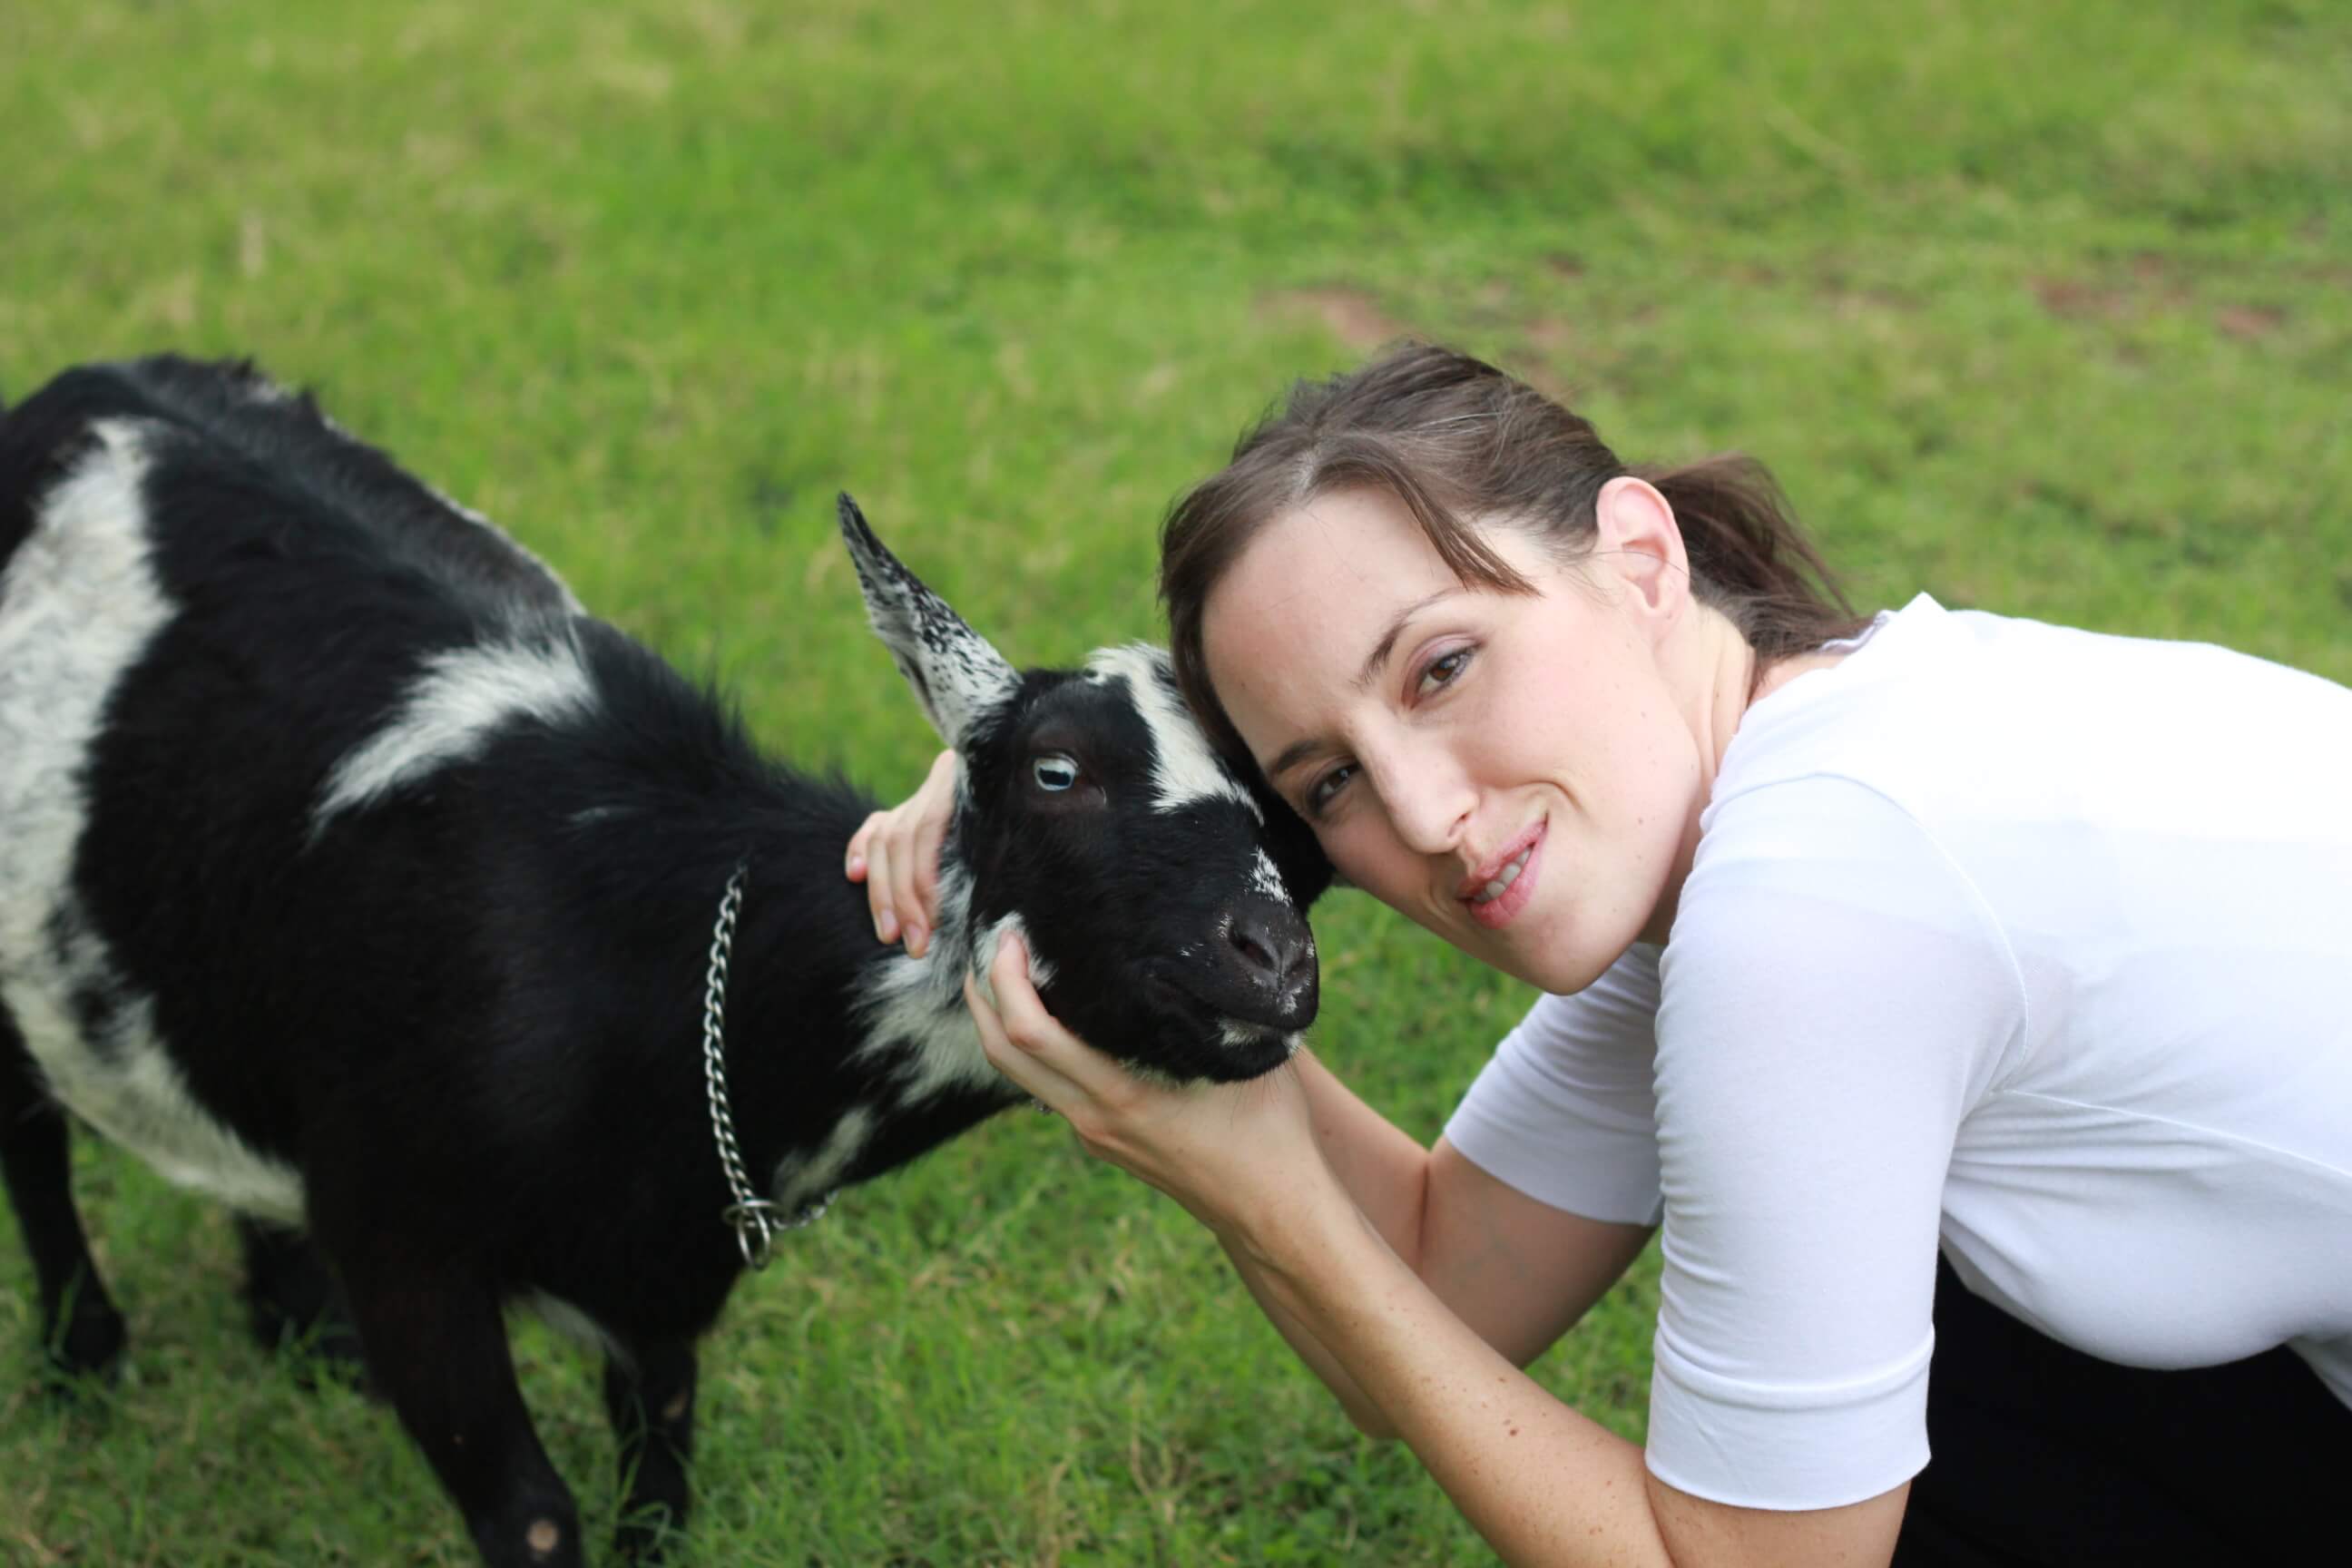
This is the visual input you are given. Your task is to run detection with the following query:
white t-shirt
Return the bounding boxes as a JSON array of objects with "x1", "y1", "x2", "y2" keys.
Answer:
[{"x1": 1444, "y1": 594, "x2": 2352, "y2": 1511}]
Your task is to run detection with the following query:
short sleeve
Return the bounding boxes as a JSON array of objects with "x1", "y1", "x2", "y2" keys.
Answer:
[
  {"x1": 1443, "y1": 945, "x2": 1666, "y2": 1227},
  {"x1": 1644, "y1": 777, "x2": 2024, "y2": 1511}
]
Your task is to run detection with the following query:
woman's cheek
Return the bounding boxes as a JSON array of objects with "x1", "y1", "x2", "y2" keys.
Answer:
[{"x1": 1319, "y1": 818, "x2": 1386, "y2": 899}]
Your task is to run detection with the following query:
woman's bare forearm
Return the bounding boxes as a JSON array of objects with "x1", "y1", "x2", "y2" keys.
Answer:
[{"x1": 1222, "y1": 1049, "x2": 1434, "y2": 1432}]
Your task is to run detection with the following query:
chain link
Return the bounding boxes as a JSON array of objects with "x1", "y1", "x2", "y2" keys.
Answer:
[{"x1": 702, "y1": 859, "x2": 831, "y2": 1269}]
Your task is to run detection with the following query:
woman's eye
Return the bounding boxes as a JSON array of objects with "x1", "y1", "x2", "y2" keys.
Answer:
[
  {"x1": 1416, "y1": 646, "x2": 1474, "y2": 698},
  {"x1": 1031, "y1": 754, "x2": 1080, "y2": 792},
  {"x1": 1307, "y1": 761, "x2": 1356, "y2": 815}
]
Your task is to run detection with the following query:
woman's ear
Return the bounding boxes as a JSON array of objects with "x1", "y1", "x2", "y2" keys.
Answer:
[{"x1": 1591, "y1": 476, "x2": 1690, "y2": 622}]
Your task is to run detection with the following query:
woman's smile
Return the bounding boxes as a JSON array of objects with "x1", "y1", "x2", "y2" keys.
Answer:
[{"x1": 1460, "y1": 818, "x2": 1545, "y2": 930}]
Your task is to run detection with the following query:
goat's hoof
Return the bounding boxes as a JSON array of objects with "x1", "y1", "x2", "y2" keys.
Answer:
[
  {"x1": 38, "y1": 1302, "x2": 128, "y2": 1393},
  {"x1": 251, "y1": 1301, "x2": 376, "y2": 1397},
  {"x1": 283, "y1": 1332, "x2": 377, "y2": 1401},
  {"x1": 612, "y1": 1504, "x2": 686, "y2": 1563}
]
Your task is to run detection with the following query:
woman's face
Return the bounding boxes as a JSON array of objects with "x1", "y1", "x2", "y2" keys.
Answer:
[{"x1": 1201, "y1": 485, "x2": 1709, "y2": 993}]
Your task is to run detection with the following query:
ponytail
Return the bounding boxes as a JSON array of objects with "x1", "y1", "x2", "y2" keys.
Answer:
[{"x1": 1641, "y1": 454, "x2": 1867, "y2": 668}]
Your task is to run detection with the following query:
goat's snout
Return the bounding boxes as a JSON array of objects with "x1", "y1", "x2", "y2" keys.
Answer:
[{"x1": 1218, "y1": 897, "x2": 1318, "y2": 1027}]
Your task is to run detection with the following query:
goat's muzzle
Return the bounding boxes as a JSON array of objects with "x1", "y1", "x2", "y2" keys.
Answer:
[{"x1": 1208, "y1": 895, "x2": 1318, "y2": 1031}]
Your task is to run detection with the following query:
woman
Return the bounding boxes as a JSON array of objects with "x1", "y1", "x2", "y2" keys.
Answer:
[{"x1": 846, "y1": 345, "x2": 2352, "y2": 1565}]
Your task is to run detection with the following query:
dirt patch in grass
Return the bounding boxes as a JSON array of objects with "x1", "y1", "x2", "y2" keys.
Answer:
[
  {"x1": 1258, "y1": 286, "x2": 1416, "y2": 351},
  {"x1": 2214, "y1": 305, "x2": 2286, "y2": 340},
  {"x1": 2033, "y1": 259, "x2": 2295, "y2": 343}
]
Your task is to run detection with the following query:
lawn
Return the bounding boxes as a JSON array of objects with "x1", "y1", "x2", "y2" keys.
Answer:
[{"x1": 1, "y1": 0, "x2": 2347, "y2": 1563}]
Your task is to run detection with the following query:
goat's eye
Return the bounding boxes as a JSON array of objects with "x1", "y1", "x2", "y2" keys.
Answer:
[{"x1": 1031, "y1": 753, "x2": 1080, "y2": 792}]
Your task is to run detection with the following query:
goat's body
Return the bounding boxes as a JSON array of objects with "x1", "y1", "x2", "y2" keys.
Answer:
[
  {"x1": 0, "y1": 360, "x2": 1009, "y2": 1349},
  {"x1": 0, "y1": 355, "x2": 1322, "y2": 1567}
]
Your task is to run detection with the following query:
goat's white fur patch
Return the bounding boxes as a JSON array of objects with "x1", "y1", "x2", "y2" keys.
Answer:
[
  {"x1": 529, "y1": 1292, "x2": 628, "y2": 1363},
  {"x1": 848, "y1": 862, "x2": 1001, "y2": 1103},
  {"x1": 1084, "y1": 644, "x2": 1259, "y2": 819},
  {"x1": 846, "y1": 839, "x2": 1054, "y2": 1110},
  {"x1": 1248, "y1": 849, "x2": 1289, "y2": 904},
  {"x1": 0, "y1": 421, "x2": 306, "y2": 1221},
  {"x1": 970, "y1": 912, "x2": 1058, "y2": 1013},
  {"x1": 316, "y1": 636, "x2": 598, "y2": 827},
  {"x1": 1220, "y1": 1021, "x2": 1305, "y2": 1059},
  {"x1": 774, "y1": 1103, "x2": 875, "y2": 1213}
]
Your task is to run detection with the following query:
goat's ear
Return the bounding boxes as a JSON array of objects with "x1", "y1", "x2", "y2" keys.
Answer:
[{"x1": 838, "y1": 493, "x2": 1020, "y2": 747}]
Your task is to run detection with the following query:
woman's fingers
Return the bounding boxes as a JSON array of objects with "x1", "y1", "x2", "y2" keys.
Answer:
[
  {"x1": 863, "y1": 828, "x2": 900, "y2": 944},
  {"x1": 889, "y1": 817, "x2": 929, "y2": 956},
  {"x1": 845, "y1": 812, "x2": 879, "y2": 882},
  {"x1": 899, "y1": 750, "x2": 958, "y2": 955},
  {"x1": 846, "y1": 750, "x2": 961, "y2": 951},
  {"x1": 986, "y1": 933, "x2": 1133, "y2": 1106},
  {"x1": 847, "y1": 752, "x2": 964, "y2": 959},
  {"x1": 964, "y1": 971, "x2": 1087, "y2": 1110},
  {"x1": 906, "y1": 815, "x2": 946, "y2": 956}
]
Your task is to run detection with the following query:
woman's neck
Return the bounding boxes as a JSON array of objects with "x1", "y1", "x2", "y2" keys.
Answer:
[{"x1": 1642, "y1": 607, "x2": 1852, "y2": 947}]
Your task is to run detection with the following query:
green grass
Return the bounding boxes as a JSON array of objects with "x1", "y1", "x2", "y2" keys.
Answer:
[{"x1": 2, "y1": 0, "x2": 2347, "y2": 1561}]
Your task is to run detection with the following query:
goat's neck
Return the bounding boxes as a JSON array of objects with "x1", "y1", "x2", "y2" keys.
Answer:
[
  {"x1": 724, "y1": 854, "x2": 1022, "y2": 1219},
  {"x1": 831, "y1": 858, "x2": 1009, "y2": 1099}
]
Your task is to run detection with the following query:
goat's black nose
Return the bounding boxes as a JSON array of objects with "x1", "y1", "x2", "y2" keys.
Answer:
[{"x1": 1222, "y1": 897, "x2": 1318, "y2": 1024}]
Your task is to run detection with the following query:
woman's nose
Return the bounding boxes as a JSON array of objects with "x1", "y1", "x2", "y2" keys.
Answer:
[{"x1": 1375, "y1": 748, "x2": 1474, "y2": 856}]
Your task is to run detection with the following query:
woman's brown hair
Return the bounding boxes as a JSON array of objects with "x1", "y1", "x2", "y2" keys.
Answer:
[{"x1": 1159, "y1": 343, "x2": 1868, "y2": 767}]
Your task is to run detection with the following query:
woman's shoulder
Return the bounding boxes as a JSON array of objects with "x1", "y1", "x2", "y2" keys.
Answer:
[{"x1": 1715, "y1": 594, "x2": 2352, "y2": 840}]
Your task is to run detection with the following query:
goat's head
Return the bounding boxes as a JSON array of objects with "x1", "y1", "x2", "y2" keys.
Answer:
[{"x1": 839, "y1": 495, "x2": 1329, "y2": 1083}]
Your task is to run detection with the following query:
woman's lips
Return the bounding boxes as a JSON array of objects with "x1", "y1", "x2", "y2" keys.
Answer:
[{"x1": 1464, "y1": 822, "x2": 1544, "y2": 931}]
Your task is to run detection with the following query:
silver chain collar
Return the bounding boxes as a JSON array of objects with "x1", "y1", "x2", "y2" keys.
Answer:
[{"x1": 702, "y1": 860, "x2": 833, "y2": 1269}]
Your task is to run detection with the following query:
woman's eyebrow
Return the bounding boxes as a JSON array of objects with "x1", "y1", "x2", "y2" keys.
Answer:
[
  {"x1": 1266, "y1": 735, "x2": 1324, "y2": 782},
  {"x1": 1354, "y1": 590, "x2": 1455, "y2": 691}
]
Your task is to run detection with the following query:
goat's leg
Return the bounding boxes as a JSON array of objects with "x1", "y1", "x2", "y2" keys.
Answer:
[
  {"x1": 237, "y1": 1216, "x2": 368, "y2": 1387},
  {"x1": 335, "y1": 1250, "x2": 582, "y2": 1568},
  {"x1": 0, "y1": 1011, "x2": 126, "y2": 1381},
  {"x1": 603, "y1": 1336, "x2": 699, "y2": 1562}
]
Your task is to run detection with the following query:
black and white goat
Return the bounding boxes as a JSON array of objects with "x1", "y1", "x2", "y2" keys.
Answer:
[{"x1": 0, "y1": 355, "x2": 1328, "y2": 1567}]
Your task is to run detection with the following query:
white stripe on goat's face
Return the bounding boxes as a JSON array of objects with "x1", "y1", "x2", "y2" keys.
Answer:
[
  {"x1": 1083, "y1": 644, "x2": 1260, "y2": 819},
  {"x1": 315, "y1": 636, "x2": 599, "y2": 828},
  {"x1": 0, "y1": 421, "x2": 306, "y2": 1221}
]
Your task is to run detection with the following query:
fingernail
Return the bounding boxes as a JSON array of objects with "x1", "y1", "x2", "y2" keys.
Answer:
[
  {"x1": 877, "y1": 911, "x2": 899, "y2": 942},
  {"x1": 906, "y1": 925, "x2": 926, "y2": 956},
  {"x1": 847, "y1": 854, "x2": 865, "y2": 877}
]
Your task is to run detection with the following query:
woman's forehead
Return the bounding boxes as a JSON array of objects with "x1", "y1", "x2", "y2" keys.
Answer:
[{"x1": 1205, "y1": 493, "x2": 1551, "y2": 663}]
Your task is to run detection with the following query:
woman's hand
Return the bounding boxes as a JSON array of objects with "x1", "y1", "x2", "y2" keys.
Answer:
[
  {"x1": 844, "y1": 748, "x2": 957, "y2": 957},
  {"x1": 965, "y1": 930, "x2": 1340, "y2": 1246}
]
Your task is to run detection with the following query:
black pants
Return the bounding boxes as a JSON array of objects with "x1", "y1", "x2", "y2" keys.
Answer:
[{"x1": 1893, "y1": 1258, "x2": 2352, "y2": 1566}]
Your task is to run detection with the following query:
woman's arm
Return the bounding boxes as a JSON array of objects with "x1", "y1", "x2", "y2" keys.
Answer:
[
  {"x1": 1243, "y1": 1179, "x2": 1910, "y2": 1568},
  {"x1": 969, "y1": 934, "x2": 1912, "y2": 1568},
  {"x1": 1245, "y1": 1049, "x2": 1653, "y2": 1436}
]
